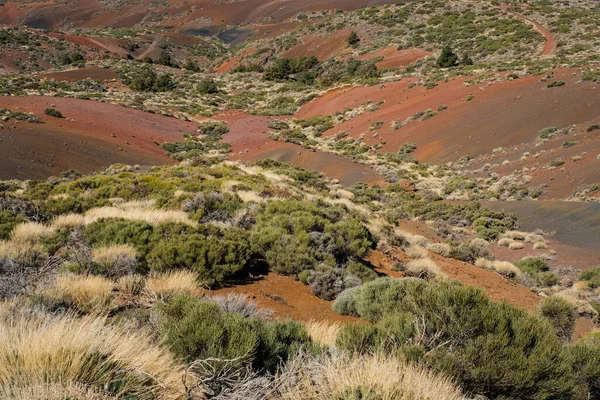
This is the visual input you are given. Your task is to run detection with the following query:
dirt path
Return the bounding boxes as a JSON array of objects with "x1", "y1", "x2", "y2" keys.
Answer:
[
  {"x1": 500, "y1": 4, "x2": 555, "y2": 56},
  {"x1": 136, "y1": 34, "x2": 160, "y2": 59}
]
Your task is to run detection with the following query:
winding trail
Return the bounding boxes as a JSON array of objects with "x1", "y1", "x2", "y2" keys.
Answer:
[{"x1": 500, "y1": 4, "x2": 555, "y2": 56}]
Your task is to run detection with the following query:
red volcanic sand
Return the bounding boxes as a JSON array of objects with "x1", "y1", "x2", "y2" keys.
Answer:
[
  {"x1": 0, "y1": 96, "x2": 198, "y2": 179},
  {"x1": 214, "y1": 47, "x2": 257, "y2": 73},
  {"x1": 37, "y1": 66, "x2": 117, "y2": 82},
  {"x1": 356, "y1": 47, "x2": 432, "y2": 69},
  {"x1": 297, "y1": 69, "x2": 600, "y2": 168},
  {"x1": 283, "y1": 29, "x2": 353, "y2": 61},
  {"x1": 218, "y1": 111, "x2": 385, "y2": 186},
  {"x1": 210, "y1": 272, "x2": 361, "y2": 323}
]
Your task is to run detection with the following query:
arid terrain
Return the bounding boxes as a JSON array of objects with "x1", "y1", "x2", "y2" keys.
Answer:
[{"x1": 1, "y1": 0, "x2": 600, "y2": 398}]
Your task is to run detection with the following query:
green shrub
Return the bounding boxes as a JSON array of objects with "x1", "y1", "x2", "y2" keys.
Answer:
[
  {"x1": 347, "y1": 31, "x2": 360, "y2": 47},
  {"x1": 547, "y1": 80, "x2": 565, "y2": 88},
  {"x1": 538, "y1": 126, "x2": 558, "y2": 139},
  {"x1": 538, "y1": 296, "x2": 576, "y2": 341},
  {"x1": 147, "y1": 228, "x2": 250, "y2": 287},
  {"x1": 334, "y1": 278, "x2": 575, "y2": 399},
  {"x1": 437, "y1": 46, "x2": 458, "y2": 68},
  {"x1": 157, "y1": 294, "x2": 312, "y2": 372},
  {"x1": 0, "y1": 211, "x2": 25, "y2": 240},
  {"x1": 579, "y1": 266, "x2": 600, "y2": 288},
  {"x1": 196, "y1": 78, "x2": 220, "y2": 94},
  {"x1": 44, "y1": 108, "x2": 63, "y2": 118},
  {"x1": 566, "y1": 334, "x2": 600, "y2": 400},
  {"x1": 515, "y1": 257, "x2": 549, "y2": 274}
]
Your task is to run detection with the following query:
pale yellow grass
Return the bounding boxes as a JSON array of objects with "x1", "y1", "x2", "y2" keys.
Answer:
[
  {"x1": 48, "y1": 275, "x2": 115, "y2": 314},
  {"x1": 91, "y1": 244, "x2": 137, "y2": 266},
  {"x1": 277, "y1": 353, "x2": 463, "y2": 400},
  {"x1": 509, "y1": 242, "x2": 525, "y2": 250},
  {"x1": 0, "y1": 240, "x2": 47, "y2": 266},
  {"x1": 426, "y1": 242, "x2": 451, "y2": 257},
  {"x1": 405, "y1": 258, "x2": 447, "y2": 280},
  {"x1": 497, "y1": 238, "x2": 513, "y2": 247},
  {"x1": 237, "y1": 190, "x2": 266, "y2": 203},
  {"x1": 0, "y1": 381, "x2": 114, "y2": 400},
  {"x1": 405, "y1": 245, "x2": 428, "y2": 260},
  {"x1": 305, "y1": 320, "x2": 341, "y2": 347},
  {"x1": 0, "y1": 312, "x2": 184, "y2": 399},
  {"x1": 52, "y1": 213, "x2": 85, "y2": 228},
  {"x1": 145, "y1": 270, "x2": 201, "y2": 299},
  {"x1": 491, "y1": 261, "x2": 522, "y2": 279},
  {"x1": 84, "y1": 206, "x2": 197, "y2": 227},
  {"x1": 11, "y1": 222, "x2": 55, "y2": 242}
]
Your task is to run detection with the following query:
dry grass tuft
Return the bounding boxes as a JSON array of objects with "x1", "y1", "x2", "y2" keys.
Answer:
[
  {"x1": 305, "y1": 320, "x2": 341, "y2": 347},
  {"x1": 498, "y1": 238, "x2": 513, "y2": 247},
  {"x1": 404, "y1": 259, "x2": 446, "y2": 281},
  {"x1": 277, "y1": 353, "x2": 463, "y2": 400},
  {"x1": 0, "y1": 311, "x2": 184, "y2": 399},
  {"x1": 426, "y1": 243, "x2": 451, "y2": 257},
  {"x1": 0, "y1": 240, "x2": 47, "y2": 266},
  {"x1": 47, "y1": 275, "x2": 115, "y2": 314},
  {"x1": 491, "y1": 261, "x2": 522, "y2": 279},
  {"x1": 52, "y1": 213, "x2": 85, "y2": 228},
  {"x1": 404, "y1": 245, "x2": 428, "y2": 260},
  {"x1": 509, "y1": 242, "x2": 525, "y2": 250},
  {"x1": 145, "y1": 270, "x2": 201, "y2": 300},
  {"x1": 11, "y1": 222, "x2": 55, "y2": 242},
  {"x1": 91, "y1": 245, "x2": 137, "y2": 267},
  {"x1": 0, "y1": 381, "x2": 114, "y2": 400},
  {"x1": 84, "y1": 206, "x2": 197, "y2": 227},
  {"x1": 533, "y1": 242, "x2": 548, "y2": 250}
]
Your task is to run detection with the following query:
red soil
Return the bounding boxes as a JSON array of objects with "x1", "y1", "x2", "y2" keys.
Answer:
[
  {"x1": 46, "y1": 32, "x2": 130, "y2": 57},
  {"x1": 218, "y1": 111, "x2": 385, "y2": 186},
  {"x1": 210, "y1": 272, "x2": 361, "y2": 324},
  {"x1": 214, "y1": 47, "x2": 257, "y2": 73},
  {"x1": 297, "y1": 69, "x2": 600, "y2": 170},
  {"x1": 0, "y1": 96, "x2": 199, "y2": 179},
  {"x1": 356, "y1": 47, "x2": 432, "y2": 69},
  {"x1": 283, "y1": 29, "x2": 353, "y2": 61}
]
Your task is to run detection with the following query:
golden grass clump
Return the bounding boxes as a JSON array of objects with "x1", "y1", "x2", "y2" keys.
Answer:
[
  {"x1": 498, "y1": 238, "x2": 513, "y2": 247},
  {"x1": 11, "y1": 222, "x2": 55, "y2": 242},
  {"x1": 84, "y1": 206, "x2": 197, "y2": 227},
  {"x1": 277, "y1": 353, "x2": 463, "y2": 400},
  {"x1": 0, "y1": 381, "x2": 114, "y2": 400},
  {"x1": 145, "y1": 270, "x2": 201, "y2": 299},
  {"x1": 426, "y1": 242, "x2": 451, "y2": 257},
  {"x1": 0, "y1": 240, "x2": 47, "y2": 266},
  {"x1": 91, "y1": 245, "x2": 137, "y2": 266},
  {"x1": 0, "y1": 312, "x2": 184, "y2": 399},
  {"x1": 509, "y1": 242, "x2": 525, "y2": 250},
  {"x1": 491, "y1": 261, "x2": 522, "y2": 279},
  {"x1": 405, "y1": 258, "x2": 446, "y2": 281},
  {"x1": 404, "y1": 245, "x2": 428, "y2": 260},
  {"x1": 305, "y1": 320, "x2": 341, "y2": 347},
  {"x1": 52, "y1": 213, "x2": 86, "y2": 228},
  {"x1": 47, "y1": 275, "x2": 115, "y2": 314}
]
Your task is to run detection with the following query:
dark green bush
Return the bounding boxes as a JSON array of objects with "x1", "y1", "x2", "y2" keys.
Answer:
[
  {"x1": 0, "y1": 211, "x2": 25, "y2": 240},
  {"x1": 566, "y1": 334, "x2": 600, "y2": 400},
  {"x1": 437, "y1": 46, "x2": 459, "y2": 68},
  {"x1": 579, "y1": 266, "x2": 600, "y2": 288},
  {"x1": 515, "y1": 257, "x2": 549, "y2": 274},
  {"x1": 147, "y1": 227, "x2": 250, "y2": 287},
  {"x1": 157, "y1": 294, "x2": 312, "y2": 372},
  {"x1": 44, "y1": 108, "x2": 63, "y2": 118},
  {"x1": 334, "y1": 278, "x2": 575, "y2": 399},
  {"x1": 538, "y1": 296, "x2": 576, "y2": 341}
]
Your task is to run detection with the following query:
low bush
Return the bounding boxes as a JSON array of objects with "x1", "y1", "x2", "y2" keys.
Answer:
[
  {"x1": 157, "y1": 294, "x2": 313, "y2": 373},
  {"x1": 515, "y1": 257, "x2": 549, "y2": 274},
  {"x1": 44, "y1": 108, "x2": 63, "y2": 118},
  {"x1": 579, "y1": 266, "x2": 600, "y2": 288},
  {"x1": 538, "y1": 296, "x2": 576, "y2": 341},
  {"x1": 333, "y1": 278, "x2": 575, "y2": 399}
]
